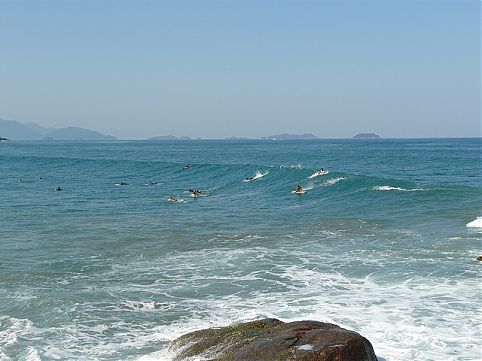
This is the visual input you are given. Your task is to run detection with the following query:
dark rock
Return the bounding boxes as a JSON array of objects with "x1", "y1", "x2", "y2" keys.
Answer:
[{"x1": 170, "y1": 318, "x2": 377, "y2": 361}]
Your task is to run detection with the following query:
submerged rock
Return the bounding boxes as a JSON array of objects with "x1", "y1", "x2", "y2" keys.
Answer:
[{"x1": 170, "y1": 318, "x2": 377, "y2": 361}]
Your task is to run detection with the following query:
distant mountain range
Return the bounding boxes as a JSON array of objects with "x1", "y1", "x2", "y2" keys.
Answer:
[
  {"x1": 0, "y1": 118, "x2": 117, "y2": 140},
  {"x1": 2, "y1": 118, "x2": 377, "y2": 141}
]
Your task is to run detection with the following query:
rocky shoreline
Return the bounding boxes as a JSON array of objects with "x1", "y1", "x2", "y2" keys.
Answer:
[{"x1": 170, "y1": 318, "x2": 377, "y2": 361}]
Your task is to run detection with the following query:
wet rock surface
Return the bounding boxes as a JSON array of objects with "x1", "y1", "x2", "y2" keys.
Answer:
[{"x1": 170, "y1": 318, "x2": 377, "y2": 361}]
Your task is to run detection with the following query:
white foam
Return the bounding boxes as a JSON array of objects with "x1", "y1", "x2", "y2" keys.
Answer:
[
  {"x1": 24, "y1": 346, "x2": 41, "y2": 361},
  {"x1": 325, "y1": 177, "x2": 344, "y2": 186},
  {"x1": 167, "y1": 198, "x2": 185, "y2": 203},
  {"x1": 276, "y1": 164, "x2": 304, "y2": 169},
  {"x1": 0, "y1": 316, "x2": 34, "y2": 356},
  {"x1": 373, "y1": 185, "x2": 425, "y2": 192},
  {"x1": 254, "y1": 170, "x2": 268, "y2": 179},
  {"x1": 466, "y1": 217, "x2": 482, "y2": 228},
  {"x1": 244, "y1": 170, "x2": 269, "y2": 182},
  {"x1": 120, "y1": 301, "x2": 172, "y2": 311}
]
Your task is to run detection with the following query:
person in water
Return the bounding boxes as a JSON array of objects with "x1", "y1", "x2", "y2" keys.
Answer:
[
  {"x1": 183, "y1": 163, "x2": 191, "y2": 169},
  {"x1": 189, "y1": 189, "x2": 202, "y2": 197},
  {"x1": 295, "y1": 185, "x2": 303, "y2": 193},
  {"x1": 56, "y1": 186, "x2": 62, "y2": 191},
  {"x1": 168, "y1": 196, "x2": 177, "y2": 202},
  {"x1": 245, "y1": 176, "x2": 254, "y2": 181},
  {"x1": 120, "y1": 181, "x2": 128, "y2": 186}
]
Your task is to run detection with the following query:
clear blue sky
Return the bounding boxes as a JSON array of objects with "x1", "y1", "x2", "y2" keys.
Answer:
[{"x1": 0, "y1": 0, "x2": 479, "y2": 139}]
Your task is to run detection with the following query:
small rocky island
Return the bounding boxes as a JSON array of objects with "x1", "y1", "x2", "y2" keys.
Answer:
[
  {"x1": 353, "y1": 133, "x2": 380, "y2": 139},
  {"x1": 148, "y1": 135, "x2": 192, "y2": 140},
  {"x1": 261, "y1": 133, "x2": 319, "y2": 140},
  {"x1": 170, "y1": 318, "x2": 377, "y2": 361}
]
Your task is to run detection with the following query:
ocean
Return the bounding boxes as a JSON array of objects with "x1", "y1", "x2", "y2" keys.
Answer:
[{"x1": 0, "y1": 138, "x2": 480, "y2": 361}]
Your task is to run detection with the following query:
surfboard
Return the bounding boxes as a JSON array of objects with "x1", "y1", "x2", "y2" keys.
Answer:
[
  {"x1": 308, "y1": 170, "x2": 329, "y2": 179},
  {"x1": 190, "y1": 192, "x2": 205, "y2": 197}
]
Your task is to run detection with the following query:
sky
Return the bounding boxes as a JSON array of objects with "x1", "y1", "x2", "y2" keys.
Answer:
[{"x1": 0, "y1": 0, "x2": 480, "y2": 139}]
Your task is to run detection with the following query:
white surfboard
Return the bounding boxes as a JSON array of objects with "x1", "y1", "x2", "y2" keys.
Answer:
[{"x1": 308, "y1": 170, "x2": 329, "y2": 179}]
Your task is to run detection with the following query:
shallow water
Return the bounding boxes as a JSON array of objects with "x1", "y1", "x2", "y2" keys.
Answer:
[{"x1": 0, "y1": 138, "x2": 480, "y2": 360}]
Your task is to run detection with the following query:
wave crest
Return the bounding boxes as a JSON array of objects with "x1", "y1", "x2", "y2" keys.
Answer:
[
  {"x1": 466, "y1": 217, "x2": 482, "y2": 228},
  {"x1": 373, "y1": 185, "x2": 426, "y2": 192}
]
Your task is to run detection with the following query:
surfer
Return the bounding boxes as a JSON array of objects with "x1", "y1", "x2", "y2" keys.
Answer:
[
  {"x1": 183, "y1": 163, "x2": 191, "y2": 170},
  {"x1": 245, "y1": 176, "x2": 254, "y2": 181},
  {"x1": 120, "y1": 181, "x2": 128, "y2": 186},
  {"x1": 149, "y1": 181, "x2": 158, "y2": 186},
  {"x1": 189, "y1": 189, "x2": 202, "y2": 197},
  {"x1": 295, "y1": 185, "x2": 303, "y2": 193},
  {"x1": 56, "y1": 186, "x2": 62, "y2": 191},
  {"x1": 167, "y1": 196, "x2": 178, "y2": 202},
  {"x1": 309, "y1": 168, "x2": 328, "y2": 179}
]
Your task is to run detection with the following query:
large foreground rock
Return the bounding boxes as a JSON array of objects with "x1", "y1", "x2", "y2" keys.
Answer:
[{"x1": 170, "y1": 318, "x2": 377, "y2": 361}]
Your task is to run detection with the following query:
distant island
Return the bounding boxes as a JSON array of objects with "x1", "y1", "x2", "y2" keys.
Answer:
[
  {"x1": 260, "y1": 133, "x2": 319, "y2": 140},
  {"x1": 353, "y1": 133, "x2": 381, "y2": 139},
  {"x1": 148, "y1": 135, "x2": 192, "y2": 141},
  {"x1": 0, "y1": 118, "x2": 116, "y2": 140}
]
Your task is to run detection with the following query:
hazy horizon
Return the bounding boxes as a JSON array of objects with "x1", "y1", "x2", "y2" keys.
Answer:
[
  {"x1": 1, "y1": 0, "x2": 480, "y2": 139},
  {"x1": 3, "y1": 116, "x2": 482, "y2": 140}
]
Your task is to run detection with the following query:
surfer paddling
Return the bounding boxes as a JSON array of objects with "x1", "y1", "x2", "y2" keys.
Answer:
[
  {"x1": 292, "y1": 185, "x2": 306, "y2": 194},
  {"x1": 189, "y1": 189, "x2": 203, "y2": 197}
]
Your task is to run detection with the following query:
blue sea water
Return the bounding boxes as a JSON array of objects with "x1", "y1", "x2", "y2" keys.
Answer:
[{"x1": 0, "y1": 138, "x2": 480, "y2": 361}]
